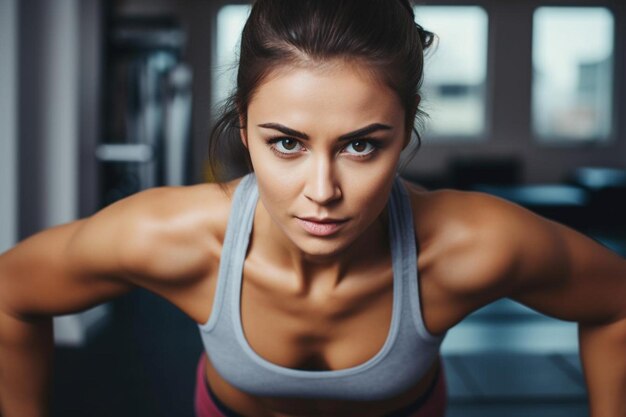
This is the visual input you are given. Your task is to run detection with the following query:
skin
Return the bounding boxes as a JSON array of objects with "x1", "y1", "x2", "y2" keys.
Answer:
[{"x1": 0, "y1": 61, "x2": 625, "y2": 417}]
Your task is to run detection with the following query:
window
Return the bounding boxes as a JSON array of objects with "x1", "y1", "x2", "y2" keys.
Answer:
[
  {"x1": 213, "y1": 5, "x2": 252, "y2": 110},
  {"x1": 414, "y1": 6, "x2": 489, "y2": 139},
  {"x1": 532, "y1": 7, "x2": 614, "y2": 142}
]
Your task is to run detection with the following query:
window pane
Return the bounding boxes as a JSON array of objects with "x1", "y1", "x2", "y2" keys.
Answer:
[
  {"x1": 213, "y1": 5, "x2": 252, "y2": 110},
  {"x1": 532, "y1": 7, "x2": 614, "y2": 142},
  {"x1": 414, "y1": 6, "x2": 489, "y2": 138}
]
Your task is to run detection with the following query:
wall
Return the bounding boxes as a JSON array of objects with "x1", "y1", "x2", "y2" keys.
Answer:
[
  {"x1": 18, "y1": 0, "x2": 79, "y2": 237},
  {"x1": 404, "y1": 0, "x2": 626, "y2": 185},
  {"x1": 15, "y1": 0, "x2": 108, "y2": 345},
  {"x1": 0, "y1": 0, "x2": 17, "y2": 252}
]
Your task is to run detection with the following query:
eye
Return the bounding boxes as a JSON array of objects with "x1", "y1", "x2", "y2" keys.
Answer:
[
  {"x1": 343, "y1": 140, "x2": 376, "y2": 156},
  {"x1": 270, "y1": 137, "x2": 304, "y2": 155}
]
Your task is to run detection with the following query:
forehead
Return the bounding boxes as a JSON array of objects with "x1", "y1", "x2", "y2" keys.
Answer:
[{"x1": 247, "y1": 61, "x2": 403, "y2": 132}]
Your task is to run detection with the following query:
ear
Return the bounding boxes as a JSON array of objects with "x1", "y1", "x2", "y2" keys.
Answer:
[{"x1": 238, "y1": 112, "x2": 248, "y2": 149}]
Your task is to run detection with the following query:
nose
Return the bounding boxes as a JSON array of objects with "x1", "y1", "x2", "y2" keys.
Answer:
[{"x1": 303, "y1": 155, "x2": 342, "y2": 205}]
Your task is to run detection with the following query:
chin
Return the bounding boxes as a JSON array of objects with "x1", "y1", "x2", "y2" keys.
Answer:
[{"x1": 294, "y1": 235, "x2": 354, "y2": 261}]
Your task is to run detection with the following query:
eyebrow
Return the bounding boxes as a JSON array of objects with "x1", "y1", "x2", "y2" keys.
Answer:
[{"x1": 257, "y1": 123, "x2": 393, "y2": 142}]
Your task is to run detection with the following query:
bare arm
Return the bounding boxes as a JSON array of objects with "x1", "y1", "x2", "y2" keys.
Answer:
[
  {"x1": 454, "y1": 193, "x2": 626, "y2": 417},
  {"x1": 422, "y1": 190, "x2": 625, "y2": 416},
  {"x1": 0, "y1": 201, "x2": 141, "y2": 416},
  {"x1": 0, "y1": 182, "x2": 223, "y2": 417},
  {"x1": 505, "y1": 214, "x2": 626, "y2": 417},
  {"x1": 0, "y1": 305, "x2": 53, "y2": 417}
]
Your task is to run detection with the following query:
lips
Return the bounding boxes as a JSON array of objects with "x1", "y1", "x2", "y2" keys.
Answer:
[
  {"x1": 298, "y1": 216, "x2": 347, "y2": 223},
  {"x1": 295, "y1": 216, "x2": 349, "y2": 236}
]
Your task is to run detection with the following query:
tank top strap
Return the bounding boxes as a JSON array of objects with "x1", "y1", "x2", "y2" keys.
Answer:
[
  {"x1": 200, "y1": 173, "x2": 257, "y2": 332},
  {"x1": 389, "y1": 175, "x2": 443, "y2": 342}
]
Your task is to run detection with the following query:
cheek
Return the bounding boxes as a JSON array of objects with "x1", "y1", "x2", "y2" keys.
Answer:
[
  {"x1": 248, "y1": 141, "x2": 293, "y2": 186},
  {"x1": 246, "y1": 150, "x2": 285, "y2": 212},
  {"x1": 257, "y1": 176, "x2": 294, "y2": 209},
  {"x1": 339, "y1": 151, "x2": 400, "y2": 198},
  {"x1": 343, "y1": 172, "x2": 394, "y2": 212},
  {"x1": 254, "y1": 167, "x2": 299, "y2": 217}
]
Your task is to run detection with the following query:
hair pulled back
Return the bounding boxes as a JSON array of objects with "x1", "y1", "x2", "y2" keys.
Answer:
[{"x1": 208, "y1": 0, "x2": 434, "y2": 181}]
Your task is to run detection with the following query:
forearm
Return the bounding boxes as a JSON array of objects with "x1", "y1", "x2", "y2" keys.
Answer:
[
  {"x1": 579, "y1": 317, "x2": 626, "y2": 417},
  {"x1": 0, "y1": 310, "x2": 53, "y2": 417}
]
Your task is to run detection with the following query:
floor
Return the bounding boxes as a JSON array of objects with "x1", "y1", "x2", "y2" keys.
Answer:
[
  {"x1": 443, "y1": 300, "x2": 588, "y2": 417},
  {"x1": 51, "y1": 231, "x2": 625, "y2": 417}
]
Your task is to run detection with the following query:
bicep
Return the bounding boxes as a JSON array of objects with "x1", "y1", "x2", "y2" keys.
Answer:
[
  {"x1": 0, "y1": 213, "x2": 134, "y2": 319},
  {"x1": 508, "y1": 209, "x2": 626, "y2": 324}
]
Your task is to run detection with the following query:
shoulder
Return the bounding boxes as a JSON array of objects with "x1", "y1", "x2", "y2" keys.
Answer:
[
  {"x1": 74, "y1": 178, "x2": 244, "y2": 284},
  {"x1": 0, "y1": 178, "x2": 247, "y2": 318},
  {"x1": 403, "y1": 183, "x2": 626, "y2": 325},
  {"x1": 402, "y1": 180, "x2": 521, "y2": 248},
  {"x1": 402, "y1": 181, "x2": 530, "y2": 321}
]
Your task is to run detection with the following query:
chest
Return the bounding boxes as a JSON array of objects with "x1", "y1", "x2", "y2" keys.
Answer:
[
  {"x1": 237, "y1": 262, "x2": 396, "y2": 371},
  {"x1": 197, "y1": 245, "x2": 446, "y2": 410}
]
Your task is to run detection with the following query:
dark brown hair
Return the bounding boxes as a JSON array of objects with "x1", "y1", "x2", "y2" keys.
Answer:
[{"x1": 208, "y1": 0, "x2": 434, "y2": 181}]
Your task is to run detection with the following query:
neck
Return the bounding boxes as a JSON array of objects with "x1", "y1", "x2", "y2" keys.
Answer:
[{"x1": 251, "y1": 201, "x2": 390, "y2": 296}]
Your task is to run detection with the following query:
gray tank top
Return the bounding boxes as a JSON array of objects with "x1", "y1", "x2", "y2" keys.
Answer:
[{"x1": 198, "y1": 173, "x2": 445, "y2": 401}]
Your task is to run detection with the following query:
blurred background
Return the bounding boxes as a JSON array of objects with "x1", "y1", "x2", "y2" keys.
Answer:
[{"x1": 0, "y1": 0, "x2": 624, "y2": 416}]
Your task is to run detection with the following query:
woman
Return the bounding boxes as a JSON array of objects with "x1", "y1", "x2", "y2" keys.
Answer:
[{"x1": 1, "y1": 0, "x2": 625, "y2": 416}]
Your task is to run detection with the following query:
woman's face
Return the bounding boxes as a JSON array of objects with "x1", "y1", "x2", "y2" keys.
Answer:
[{"x1": 243, "y1": 62, "x2": 407, "y2": 259}]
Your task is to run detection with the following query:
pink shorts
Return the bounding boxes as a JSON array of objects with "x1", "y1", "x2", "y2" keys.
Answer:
[{"x1": 194, "y1": 354, "x2": 447, "y2": 417}]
